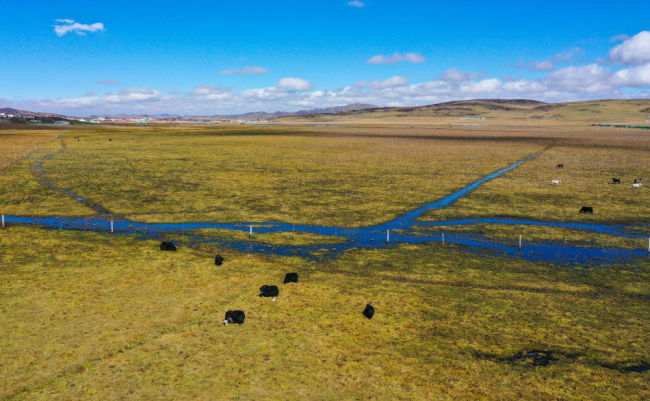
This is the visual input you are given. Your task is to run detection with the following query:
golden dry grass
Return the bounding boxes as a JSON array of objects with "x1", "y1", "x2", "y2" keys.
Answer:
[
  {"x1": 422, "y1": 144, "x2": 650, "y2": 224},
  {"x1": 0, "y1": 126, "x2": 62, "y2": 170},
  {"x1": 1, "y1": 226, "x2": 648, "y2": 400},
  {"x1": 1, "y1": 120, "x2": 649, "y2": 400},
  {"x1": 0, "y1": 125, "x2": 543, "y2": 226}
]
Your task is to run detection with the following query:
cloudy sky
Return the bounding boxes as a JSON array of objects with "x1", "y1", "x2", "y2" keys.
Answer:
[{"x1": 1, "y1": 1, "x2": 649, "y2": 115}]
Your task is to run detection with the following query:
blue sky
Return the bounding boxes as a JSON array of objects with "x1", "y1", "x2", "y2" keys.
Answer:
[{"x1": 1, "y1": 0, "x2": 650, "y2": 115}]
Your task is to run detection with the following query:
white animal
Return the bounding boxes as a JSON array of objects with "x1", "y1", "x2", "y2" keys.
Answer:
[
  {"x1": 551, "y1": 180, "x2": 561, "y2": 185},
  {"x1": 632, "y1": 183, "x2": 642, "y2": 189}
]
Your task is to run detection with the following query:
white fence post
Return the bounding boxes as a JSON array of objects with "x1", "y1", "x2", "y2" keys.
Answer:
[
  {"x1": 386, "y1": 229, "x2": 390, "y2": 244},
  {"x1": 249, "y1": 225, "x2": 253, "y2": 238},
  {"x1": 518, "y1": 235, "x2": 522, "y2": 249},
  {"x1": 1, "y1": 214, "x2": 4, "y2": 228},
  {"x1": 110, "y1": 220, "x2": 114, "y2": 233},
  {"x1": 442, "y1": 232, "x2": 445, "y2": 245}
]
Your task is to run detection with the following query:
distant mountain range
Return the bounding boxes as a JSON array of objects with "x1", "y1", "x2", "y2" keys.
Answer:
[
  {"x1": 3, "y1": 100, "x2": 650, "y2": 123},
  {"x1": 0, "y1": 108, "x2": 68, "y2": 118},
  {"x1": 274, "y1": 99, "x2": 650, "y2": 123},
  {"x1": 224, "y1": 103, "x2": 378, "y2": 120}
]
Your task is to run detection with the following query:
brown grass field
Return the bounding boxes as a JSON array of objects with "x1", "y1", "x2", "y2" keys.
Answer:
[
  {"x1": 0, "y1": 114, "x2": 648, "y2": 400},
  {"x1": 0, "y1": 125, "x2": 62, "y2": 170},
  {"x1": 1, "y1": 226, "x2": 648, "y2": 400}
]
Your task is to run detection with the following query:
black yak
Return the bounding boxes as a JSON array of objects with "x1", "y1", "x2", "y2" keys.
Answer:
[
  {"x1": 283, "y1": 272, "x2": 299, "y2": 283},
  {"x1": 215, "y1": 254, "x2": 224, "y2": 266},
  {"x1": 224, "y1": 310, "x2": 245, "y2": 325},
  {"x1": 579, "y1": 206, "x2": 593, "y2": 214},
  {"x1": 259, "y1": 285, "x2": 279, "y2": 301},
  {"x1": 363, "y1": 303, "x2": 375, "y2": 319},
  {"x1": 160, "y1": 241, "x2": 177, "y2": 251}
]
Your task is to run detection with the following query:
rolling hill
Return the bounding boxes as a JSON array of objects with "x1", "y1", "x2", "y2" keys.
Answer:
[{"x1": 272, "y1": 99, "x2": 650, "y2": 125}]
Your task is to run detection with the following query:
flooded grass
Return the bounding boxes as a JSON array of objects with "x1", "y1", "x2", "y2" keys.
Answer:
[
  {"x1": 182, "y1": 227, "x2": 348, "y2": 246},
  {"x1": 412, "y1": 223, "x2": 650, "y2": 250}
]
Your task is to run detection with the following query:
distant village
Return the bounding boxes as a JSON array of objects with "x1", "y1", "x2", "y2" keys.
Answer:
[{"x1": 0, "y1": 111, "x2": 252, "y2": 125}]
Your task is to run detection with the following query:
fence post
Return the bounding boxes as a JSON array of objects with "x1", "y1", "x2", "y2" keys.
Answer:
[
  {"x1": 442, "y1": 232, "x2": 445, "y2": 245},
  {"x1": 518, "y1": 235, "x2": 522, "y2": 249},
  {"x1": 110, "y1": 220, "x2": 114, "y2": 233},
  {"x1": 386, "y1": 229, "x2": 390, "y2": 244},
  {"x1": 249, "y1": 225, "x2": 253, "y2": 238},
  {"x1": 1, "y1": 214, "x2": 4, "y2": 228}
]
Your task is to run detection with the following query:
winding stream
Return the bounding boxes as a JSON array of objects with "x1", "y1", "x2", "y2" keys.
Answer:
[{"x1": 3, "y1": 149, "x2": 649, "y2": 266}]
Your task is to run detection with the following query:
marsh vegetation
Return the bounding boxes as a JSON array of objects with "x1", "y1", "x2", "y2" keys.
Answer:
[{"x1": 0, "y1": 121, "x2": 648, "y2": 400}]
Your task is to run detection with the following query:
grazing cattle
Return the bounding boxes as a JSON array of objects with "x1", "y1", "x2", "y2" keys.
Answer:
[
  {"x1": 579, "y1": 206, "x2": 593, "y2": 214},
  {"x1": 214, "y1": 254, "x2": 224, "y2": 266},
  {"x1": 634, "y1": 178, "x2": 644, "y2": 184},
  {"x1": 259, "y1": 285, "x2": 279, "y2": 300},
  {"x1": 556, "y1": 164, "x2": 564, "y2": 169},
  {"x1": 283, "y1": 272, "x2": 299, "y2": 283},
  {"x1": 551, "y1": 179, "x2": 561, "y2": 185},
  {"x1": 224, "y1": 310, "x2": 245, "y2": 326},
  {"x1": 633, "y1": 183, "x2": 642, "y2": 189},
  {"x1": 363, "y1": 303, "x2": 375, "y2": 319},
  {"x1": 160, "y1": 241, "x2": 177, "y2": 251},
  {"x1": 612, "y1": 178, "x2": 621, "y2": 184}
]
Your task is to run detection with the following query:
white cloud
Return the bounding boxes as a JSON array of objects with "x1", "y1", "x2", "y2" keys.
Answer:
[
  {"x1": 347, "y1": 1, "x2": 365, "y2": 7},
  {"x1": 277, "y1": 77, "x2": 313, "y2": 91},
  {"x1": 5, "y1": 58, "x2": 650, "y2": 115},
  {"x1": 610, "y1": 34, "x2": 630, "y2": 42},
  {"x1": 218, "y1": 66, "x2": 268, "y2": 75},
  {"x1": 518, "y1": 47, "x2": 583, "y2": 71},
  {"x1": 555, "y1": 47, "x2": 583, "y2": 62},
  {"x1": 613, "y1": 63, "x2": 650, "y2": 86},
  {"x1": 531, "y1": 60, "x2": 556, "y2": 71},
  {"x1": 188, "y1": 85, "x2": 233, "y2": 100},
  {"x1": 608, "y1": 31, "x2": 650, "y2": 65},
  {"x1": 541, "y1": 64, "x2": 615, "y2": 95},
  {"x1": 367, "y1": 52, "x2": 425, "y2": 65},
  {"x1": 95, "y1": 79, "x2": 120, "y2": 85},
  {"x1": 54, "y1": 19, "x2": 105, "y2": 37},
  {"x1": 440, "y1": 68, "x2": 484, "y2": 82},
  {"x1": 355, "y1": 76, "x2": 408, "y2": 89}
]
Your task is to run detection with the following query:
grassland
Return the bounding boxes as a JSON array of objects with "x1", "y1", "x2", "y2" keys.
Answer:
[
  {"x1": 0, "y1": 125, "x2": 62, "y2": 170},
  {"x1": 1, "y1": 117, "x2": 649, "y2": 399},
  {"x1": 183, "y1": 228, "x2": 348, "y2": 246},
  {"x1": 1, "y1": 226, "x2": 648, "y2": 400},
  {"x1": 3, "y1": 123, "x2": 648, "y2": 228},
  {"x1": 421, "y1": 142, "x2": 650, "y2": 224},
  {"x1": 0, "y1": 124, "x2": 544, "y2": 226}
]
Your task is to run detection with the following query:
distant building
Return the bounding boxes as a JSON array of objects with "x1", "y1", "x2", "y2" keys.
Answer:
[{"x1": 54, "y1": 120, "x2": 70, "y2": 125}]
